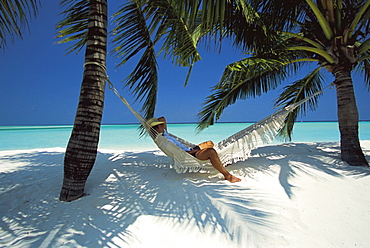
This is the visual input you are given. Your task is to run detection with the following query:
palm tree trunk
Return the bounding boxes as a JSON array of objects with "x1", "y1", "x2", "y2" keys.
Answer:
[
  {"x1": 334, "y1": 68, "x2": 368, "y2": 167},
  {"x1": 60, "y1": 0, "x2": 108, "y2": 202}
]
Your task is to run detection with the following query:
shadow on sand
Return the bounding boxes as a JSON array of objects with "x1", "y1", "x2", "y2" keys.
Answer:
[
  {"x1": 231, "y1": 142, "x2": 370, "y2": 198},
  {"x1": 0, "y1": 142, "x2": 369, "y2": 247}
]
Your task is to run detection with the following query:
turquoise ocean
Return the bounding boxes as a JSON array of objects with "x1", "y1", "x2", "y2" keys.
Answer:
[{"x1": 1, "y1": 122, "x2": 369, "y2": 151}]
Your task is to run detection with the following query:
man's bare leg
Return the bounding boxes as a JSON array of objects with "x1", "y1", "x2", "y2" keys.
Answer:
[{"x1": 196, "y1": 148, "x2": 241, "y2": 183}]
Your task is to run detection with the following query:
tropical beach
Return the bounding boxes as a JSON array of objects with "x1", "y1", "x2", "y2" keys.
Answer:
[
  {"x1": 1, "y1": 123, "x2": 370, "y2": 247},
  {"x1": 2, "y1": 0, "x2": 370, "y2": 247}
]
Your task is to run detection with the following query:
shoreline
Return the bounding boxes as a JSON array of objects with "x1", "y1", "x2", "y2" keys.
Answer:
[
  {"x1": 1, "y1": 120, "x2": 370, "y2": 127},
  {"x1": 1, "y1": 139, "x2": 370, "y2": 155}
]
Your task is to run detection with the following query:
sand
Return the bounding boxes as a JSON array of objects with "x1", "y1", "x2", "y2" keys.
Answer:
[{"x1": 1, "y1": 141, "x2": 369, "y2": 247}]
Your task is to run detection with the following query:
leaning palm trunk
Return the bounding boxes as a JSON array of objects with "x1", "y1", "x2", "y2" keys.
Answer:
[
  {"x1": 334, "y1": 68, "x2": 368, "y2": 166},
  {"x1": 60, "y1": 0, "x2": 108, "y2": 202}
]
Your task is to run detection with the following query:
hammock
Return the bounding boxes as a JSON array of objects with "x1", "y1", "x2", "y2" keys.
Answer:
[
  {"x1": 107, "y1": 82, "x2": 322, "y2": 173},
  {"x1": 85, "y1": 62, "x2": 322, "y2": 173}
]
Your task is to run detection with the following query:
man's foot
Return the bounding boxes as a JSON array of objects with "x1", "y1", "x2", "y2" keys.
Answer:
[{"x1": 225, "y1": 174, "x2": 241, "y2": 183}]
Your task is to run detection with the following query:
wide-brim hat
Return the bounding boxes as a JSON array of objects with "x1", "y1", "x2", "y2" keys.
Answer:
[{"x1": 148, "y1": 117, "x2": 164, "y2": 127}]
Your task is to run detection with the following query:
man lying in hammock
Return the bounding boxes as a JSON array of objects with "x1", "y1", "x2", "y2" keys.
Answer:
[{"x1": 148, "y1": 117, "x2": 241, "y2": 183}]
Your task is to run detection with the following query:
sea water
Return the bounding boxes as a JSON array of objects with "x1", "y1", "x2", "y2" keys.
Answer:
[{"x1": 0, "y1": 122, "x2": 369, "y2": 151}]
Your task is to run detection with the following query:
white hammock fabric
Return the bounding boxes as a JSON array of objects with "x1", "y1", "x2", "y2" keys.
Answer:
[
  {"x1": 153, "y1": 96, "x2": 316, "y2": 173},
  {"x1": 106, "y1": 76, "x2": 321, "y2": 173}
]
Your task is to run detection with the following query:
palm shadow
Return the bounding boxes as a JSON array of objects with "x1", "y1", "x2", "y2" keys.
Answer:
[
  {"x1": 1, "y1": 142, "x2": 368, "y2": 247},
  {"x1": 0, "y1": 149, "x2": 281, "y2": 247},
  {"x1": 230, "y1": 142, "x2": 370, "y2": 198}
]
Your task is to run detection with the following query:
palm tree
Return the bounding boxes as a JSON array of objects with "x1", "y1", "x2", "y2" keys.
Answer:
[
  {"x1": 55, "y1": 0, "x2": 369, "y2": 199},
  {"x1": 56, "y1": 0, "x2": 202, "y2": 201},
  {"x1": 2, "y1": 0, "x2": 109, "y2": 201},
  {"x1": 57, "y1": 0, "x2": 108, "y2": 201},
  {"x1": 56, "y1": 0, "x2": 204, "y2": 201},
  {"x1": 56, "y1": 0, "x2": 193, "y2": 201},
  {"x1": 197, "y1": 0, "x2": 369, "y2": 166},
  {"x1": 0, "y1": 0, "x2": 40, "y2": 50},
  {"x1": 56, "y1": 0, "x2": 242, "y2": 201}
]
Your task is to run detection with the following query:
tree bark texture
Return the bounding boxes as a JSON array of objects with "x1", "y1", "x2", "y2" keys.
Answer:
[
  {"x1": 334, "y1": 68, "x2": 368, "y2": 166},
  {"x1": 60, "y1": 0, "x2": 108, "y2": 201}
]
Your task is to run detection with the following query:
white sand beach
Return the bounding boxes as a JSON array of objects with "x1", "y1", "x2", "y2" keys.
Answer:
[{"x1": 1, "y1": 141, "x2": 369, "y2": 247}]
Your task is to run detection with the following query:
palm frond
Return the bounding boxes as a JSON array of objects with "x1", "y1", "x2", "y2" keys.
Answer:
[
  {"x1": 125, "y1": 46, "x2": 158, "y2": 119},
  {"x1": 0, "y1": 0, "x2": 40, "y2": 50},
  {"x1": 280, "y1": 31, "x2": 324, "y2": 49},
  {"x1": 358, "y1": 37, "x2": 370, "y2": 55},
  {"x1": 364, "y1": 58, "x2": 370, "y2": 90},
  {"x1": 257, "y1": 0, "x2": 307, "y2": 30},
  {"x1": 197, "y1": 56, "x2": 295, "y2": 130},
  {"x1": 112, "y1": 0, "x2": 158, "y2": 120},
  {"x1": 112, "y1": 1, "x2": 152, "y2": 65},
  {"x1": 356, "y1": 50, "x2": 370, "y2": 90},
  {"x1": 348, "y1": 0, "x2": 370, "y2": 39},
  {"x1": 55, "y1": 0, "x2": 89, "y2": 55},
  {"x1": 149, "y1": 0, "x2": 202, "y2": 67},
  {"x1": 197, "y1": 32, "x2": 315, "y2": 131},
  {"x1": 305, "y1": 0, "x2": 334, "y2": 39},
  {"x1": 194, "y1": 0, "x2": 278, "y2": 54},
  {"x1": 275, "y1": 67, "x2": 325, "y2": 139},
  {"x1": 177, "y1": 0, "x2": 227, "y2": 35},
  {"x1": 287, "y1": 46, "x2": 335, "y2": 63}
]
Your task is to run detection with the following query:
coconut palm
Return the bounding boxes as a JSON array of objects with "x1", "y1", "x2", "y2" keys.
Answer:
[
  {"x1": 0, "y1": 0, "x2": 40, "y2": 50},
  {"x1": 56, "y1": 0, "x2": 252, "y2": 201},
  {"x1": 57, "y1": 0, "x2": 369, "y2": 201},
  {"x1": 56, "y1": 0, "x2": 203, "y2": 201},
  {"x1": 117, "y1": 0, "x2": 369, "y2": 166},
  {"x1": 57, "y1": 0, "x2": 108, "y2": 202},
  {"x1": 197, "y1": 0, "x2": 369, "y2": 166}
]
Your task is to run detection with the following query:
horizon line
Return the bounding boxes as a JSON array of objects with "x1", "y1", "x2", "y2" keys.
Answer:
[{"x1": 1, "y1": 120, "x2": 370, "y2": 127}]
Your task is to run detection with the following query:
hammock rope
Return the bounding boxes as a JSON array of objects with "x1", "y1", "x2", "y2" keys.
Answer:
[{"x1": 84, "y1": 62, "x2": 326, "y2": 173}]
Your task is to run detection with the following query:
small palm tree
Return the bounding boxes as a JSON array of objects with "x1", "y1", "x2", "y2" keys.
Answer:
[
  {"x1": 0, "y1": 0, "x2": 40, "y2": 50},
  {"x1": 197, "y1": 0, "x2": 369, "y2": 166}
]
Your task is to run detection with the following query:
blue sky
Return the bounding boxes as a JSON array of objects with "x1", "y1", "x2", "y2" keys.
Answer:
[{"x1": 0, "y1": 1, "x2": 369, "y2": 126}]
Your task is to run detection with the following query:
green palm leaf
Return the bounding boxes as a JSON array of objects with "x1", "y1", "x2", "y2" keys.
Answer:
[
  {"x1": 55, "y1": 0, "x2": 89, "y2": 55},
  {"x1": 358, "y1": 38, "x2": 370, "y2": 55},
  {"x1": 257, "y1": 0, "x2": 307, "y2": 30},
  {"x1": 197, "y1": 55, "x2": 297, "y2": 130},
  {"x1": 197, "y1": 32, "x2": 321, "y2": 132},
  {"x1": 0, "y1": 0, "x2": 40, "y2": 50},
  {"x1": 305, "y1": 0, "x2": 334, "y2": 40},
  {"x1": 363, "y1": 58, "x2": 370, "y2": 89},
  {"x1": 112, "y1": 0, "x2": 206, "y2": 117},
  {"x1": 112, "y1": 0, "x2": 158, "y2": 119},
  {"x1": 348, "y1": 0, "x2": 370, "y2": 39},
  {"x1": 275, "y1": 67, "x2": 325, "y2": 139},
  {"x1": 149, "y1": 0, "x2": 202, "y2": 67},
  {"x1": 356, "y1": 49, "x2": 370, "y2": 89}
]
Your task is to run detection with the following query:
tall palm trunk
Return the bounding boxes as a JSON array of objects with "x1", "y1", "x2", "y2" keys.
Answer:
[
  {"x1": 60, "y1": 0, "x2": 108, "y2": 202},
  {"x1": 334, "y1": 68, "x2": 368, "y2": 167}
]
